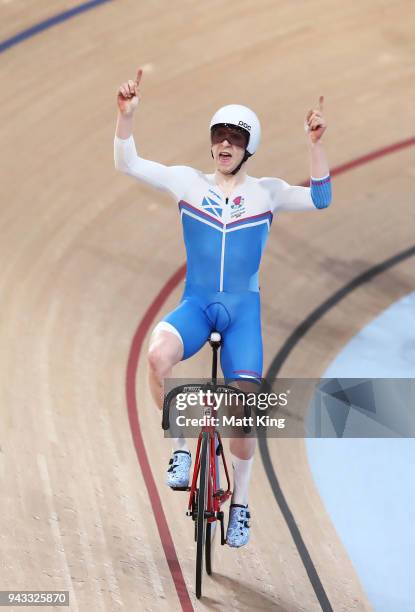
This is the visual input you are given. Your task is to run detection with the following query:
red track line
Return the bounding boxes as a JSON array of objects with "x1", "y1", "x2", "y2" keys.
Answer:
[
  {"x1": 332, "y1": 135, "x2": 415, "y2": 176},
  {"x1": 125, "y1": 135, "x2": 415, "y2": 611},
  {"x1": 299, "y1": 135, "x2": 415, "y2": 186},
  {"x1": 125, "y1": 264, "x2": 190, "y2": 611}
]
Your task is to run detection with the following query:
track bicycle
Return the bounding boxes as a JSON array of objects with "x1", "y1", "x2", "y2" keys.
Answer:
[{"x1": 162, "y1": 331, "x2": 252, "y2": 599}]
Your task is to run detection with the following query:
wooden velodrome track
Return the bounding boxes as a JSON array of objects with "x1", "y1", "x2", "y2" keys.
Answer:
[{"x1": 1, "y1": 1, "x2": 414, "y2": 610}]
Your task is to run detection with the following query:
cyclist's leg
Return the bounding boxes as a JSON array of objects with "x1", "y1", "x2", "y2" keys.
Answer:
[
  {"x1": 219, "y1": 294, "x2": 262, "y2": 537},
  {"x1": 147, "y1": 326, "x2": 183, "y2": 410},
  {"x1": 147, "y1": 294, "x2": 211, "y2": 410},
  {"x1": 148, "y1": 295, "x2": 212, "y2": 489}
]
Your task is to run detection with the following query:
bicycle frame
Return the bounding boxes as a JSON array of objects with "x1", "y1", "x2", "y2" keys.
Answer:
[{"x1": 187, "y1": 399, "x2": 232, "y2": 536}]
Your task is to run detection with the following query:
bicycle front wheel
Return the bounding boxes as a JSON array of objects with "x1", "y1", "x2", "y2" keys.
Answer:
[{"x1": 196, "y1": 432, "x2": 209, "y2": 599}]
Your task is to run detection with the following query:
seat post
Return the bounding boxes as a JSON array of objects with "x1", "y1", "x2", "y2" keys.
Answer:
[{"x1": 208, "y1": 332, "x2": 222, "y2": 384}]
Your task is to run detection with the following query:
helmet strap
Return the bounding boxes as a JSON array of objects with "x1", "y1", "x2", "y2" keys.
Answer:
[{"x1": 231, "y1": 150, "x2": 251, "y2": 175}]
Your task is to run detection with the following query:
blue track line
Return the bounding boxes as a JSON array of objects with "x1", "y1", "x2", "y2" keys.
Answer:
[{"x1": 0, "y1": 0, "x2": 112, "y2": 54}]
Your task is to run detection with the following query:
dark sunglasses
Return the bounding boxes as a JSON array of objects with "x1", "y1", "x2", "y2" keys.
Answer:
[{"x1": 210, "y1": 124, "x2": 249, "y2": 148}]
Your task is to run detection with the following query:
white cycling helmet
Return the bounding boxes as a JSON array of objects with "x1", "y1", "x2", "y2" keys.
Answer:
[{"x1": 209, "y1": 104, "x2": 261, "y2": 155}]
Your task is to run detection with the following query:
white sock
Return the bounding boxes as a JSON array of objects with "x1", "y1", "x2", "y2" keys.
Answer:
[
  {"x1": 230, "y1": 453, "x2": 254, "y2": 506},
  {"x1": 172, "y1": 436, "x2": 189, "y2": 454}
]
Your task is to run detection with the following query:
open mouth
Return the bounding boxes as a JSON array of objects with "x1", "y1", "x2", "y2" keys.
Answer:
[{"x1": 219, "y1": 151, "x2": 233, "y2": 163}]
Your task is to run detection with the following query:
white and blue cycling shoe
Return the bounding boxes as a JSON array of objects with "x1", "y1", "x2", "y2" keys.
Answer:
[
  {"x1": 166, "y1": 450, "x2": 192, "y2": 489},
  {"x1": 226, "y1": 503, "x2": 251, "y2": 547}
]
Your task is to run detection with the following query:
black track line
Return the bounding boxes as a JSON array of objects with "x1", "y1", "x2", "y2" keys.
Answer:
[{"x1": 259, "y1": 244, "x2": 415, "y2": 611}]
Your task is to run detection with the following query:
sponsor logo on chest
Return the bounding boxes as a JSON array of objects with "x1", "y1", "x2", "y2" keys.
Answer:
[{"x1": 230, "y1": 195, "x2": 247, "y2": 219}]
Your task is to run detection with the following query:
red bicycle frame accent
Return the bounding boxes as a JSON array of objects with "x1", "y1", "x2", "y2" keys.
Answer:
[{"x1": 187, "y1": 405, "x2": 232, "y2": 520}]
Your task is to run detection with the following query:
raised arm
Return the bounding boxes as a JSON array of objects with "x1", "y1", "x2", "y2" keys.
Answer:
[
  {"x1": 115, "y1": 68, "x2": 142, "y2": 140},
  {"x1": 305, "y1": 95, "x2": 332, "y2": 209},
  {"x1": 269, "y1": 96, "x2": 332, "y2": 212},
  {"x1": 114, "y1": 68, "x2": 192, "y2": 199}
]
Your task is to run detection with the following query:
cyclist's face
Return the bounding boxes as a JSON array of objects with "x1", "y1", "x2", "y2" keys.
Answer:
[{"x1": 211, "y1": 125, "x2": 248, "y2": 174}]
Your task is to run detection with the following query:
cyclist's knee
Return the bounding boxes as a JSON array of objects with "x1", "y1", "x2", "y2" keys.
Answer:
[
  {"x1": 231, "y1": 379, "x2": 259, "y2": 393},
  {"x1": 147, "y1": 332, "x2": 183, "y2": 378},
  {"x1": 147, "y1": 345, "x2": 171, "y2": 378}
]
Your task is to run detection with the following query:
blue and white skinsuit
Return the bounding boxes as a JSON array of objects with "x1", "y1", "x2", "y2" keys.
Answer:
[{"x1": 114, "y1": 135, "x2": 332, "y2": 382}]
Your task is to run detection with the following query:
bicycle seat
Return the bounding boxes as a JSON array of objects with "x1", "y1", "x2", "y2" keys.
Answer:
[{"x1": 209, "y1": 331, "x2": 221, "y2": 344}]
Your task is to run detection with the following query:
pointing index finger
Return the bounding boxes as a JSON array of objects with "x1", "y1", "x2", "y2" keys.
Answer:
[{"x1": 135, "y1": 68, "x2": 143, "y2": 86}]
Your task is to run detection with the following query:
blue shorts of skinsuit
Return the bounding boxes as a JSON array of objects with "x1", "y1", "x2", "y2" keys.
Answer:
[{"x1": 162, "y1": 283, "x2": 263, "y2": 383}]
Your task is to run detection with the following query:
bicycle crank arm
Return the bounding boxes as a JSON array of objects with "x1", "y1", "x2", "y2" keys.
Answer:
[{"x1": 216, "y1": 511, "x2": 226, "y2": 545}]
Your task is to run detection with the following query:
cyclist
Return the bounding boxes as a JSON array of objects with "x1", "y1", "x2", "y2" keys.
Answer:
[{"x1": 114, "y1": 68, "x2": 331, "y2": 548}]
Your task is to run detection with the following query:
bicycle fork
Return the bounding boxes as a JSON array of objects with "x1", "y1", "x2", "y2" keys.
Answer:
[{"x1": 187, "y1": 427, "x2": 232, "y2": 545}]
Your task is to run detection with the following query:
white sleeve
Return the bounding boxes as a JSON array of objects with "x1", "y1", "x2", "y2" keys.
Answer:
[
  {"x1": 260, "y1": 177, "x2": 315, "y2": 212},
  {"x1": 114, "y1": 135, "x2": 193, "y2": 201}
]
